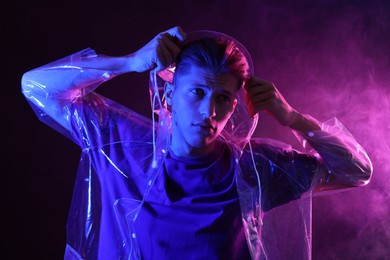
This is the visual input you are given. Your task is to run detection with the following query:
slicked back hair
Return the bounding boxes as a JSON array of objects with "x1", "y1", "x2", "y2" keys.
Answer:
[{"x1": 173, "y1": 37, "x2": 250, "y2": 89}]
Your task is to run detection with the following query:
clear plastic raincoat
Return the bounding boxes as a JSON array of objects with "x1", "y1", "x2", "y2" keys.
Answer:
[{"x1": 21, "y1": 31, "x2": 372, "y2": 260}]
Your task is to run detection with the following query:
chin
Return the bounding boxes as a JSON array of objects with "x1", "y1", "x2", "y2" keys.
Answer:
[{"x1": 192, "y1": 138, "x2": 216, "y2": 149}]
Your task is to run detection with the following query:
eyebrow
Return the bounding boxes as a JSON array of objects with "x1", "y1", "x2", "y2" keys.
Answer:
[{"x1": 220, "y1": 89, "x2": 235, "y2": 97}]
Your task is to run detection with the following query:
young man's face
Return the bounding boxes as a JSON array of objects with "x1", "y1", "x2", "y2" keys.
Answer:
[{"x1": 166, "y1": 64, "x2": 239, "y2": 157}]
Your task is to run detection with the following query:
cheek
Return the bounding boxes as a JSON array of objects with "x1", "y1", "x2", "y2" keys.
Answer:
[
  {"x1": 173, "y1": 98, "x2": 195, "y2": 116},
  {"x1": 171, "y1": 105, "x2": 191, "y2": 127},
  {"x1": 222, "y1": 113, "x2": 233, "y2": 126},
  {"x1": 216, "y1": 105, "x2": 234, "y2": 121}
]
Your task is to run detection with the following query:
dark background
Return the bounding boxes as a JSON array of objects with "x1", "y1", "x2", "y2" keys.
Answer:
[{"x1": 5, "y1": 0, "x2": 390, "y2": 259}]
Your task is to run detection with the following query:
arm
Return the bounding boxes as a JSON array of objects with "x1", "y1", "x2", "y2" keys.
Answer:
[
  {"x1": 244, "y1": 77, "x2": 373, "y2": 191},
  {"x1": 292, "y1": 116, "x2": 373, "y2": 191},
  {"x1": 21, "y1": 26, "x2": 186, "y2": 132}
]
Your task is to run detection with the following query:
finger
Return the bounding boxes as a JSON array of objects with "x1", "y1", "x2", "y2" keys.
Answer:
[
  {"x1": 156, "y1": 40, "x2": 174, "y2": 71},
  {"x1": 244, "y1": 77, "x2": 274, "y2": 91},
  {"x1": 155, "y1": 40, "x2": 167, "y2": 71},
  {"x1": 249, "y1": 100, "x2": 272, "y2": 115},
  {"x1": 248, "y1": 91, "x2": 276, "y2": 104},
  {"x1": 160, "y1": 33, "x2": 181, "y2": 58},
  {"x1": 245, "y1": 84, "x2": 274, "y2": 97},
  {"x1": 245, "y1": 91, "x2": 276, "y2": 116},
  {"x1": 160, "y1": 44, "x2": 172, "y2": 67},
  {"x1": 164, "y1": 26, "x2": 187, "y2": 42}
]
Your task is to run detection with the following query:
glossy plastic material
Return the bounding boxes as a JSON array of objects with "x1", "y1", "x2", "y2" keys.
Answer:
[{"x1": 22, "y1": 31, "x2": 372, "y2": 260}]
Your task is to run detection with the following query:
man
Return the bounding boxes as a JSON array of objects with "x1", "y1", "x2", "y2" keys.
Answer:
[{"x1": 22, "y1": 26, "x2": 372, "y2": 259}]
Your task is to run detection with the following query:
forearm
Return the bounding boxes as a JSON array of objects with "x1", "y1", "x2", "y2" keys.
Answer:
[
  {"x1": 287, "y1": 110, "x2": 321, "y2": 133},
  {"x1": 60, "y1": 53, "x2": 142, "y2": 74},
  {"x1": 21, "y1": 48, "x2": 138, "y2": 98}
]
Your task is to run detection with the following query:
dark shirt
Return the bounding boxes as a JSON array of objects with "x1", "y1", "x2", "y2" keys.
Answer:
[{"x1": 135, "y1": 142, "x2": 251, "y2": 260}]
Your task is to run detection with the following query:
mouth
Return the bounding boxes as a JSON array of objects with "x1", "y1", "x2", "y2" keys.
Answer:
[{"x1": 193, "y1": 123, "x2": 216, "y2": 133}]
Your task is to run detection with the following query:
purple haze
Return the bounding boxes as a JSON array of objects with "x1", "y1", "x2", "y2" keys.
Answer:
[{"x1": 243, "y1": 2, "x2": 390, "y2": 259}]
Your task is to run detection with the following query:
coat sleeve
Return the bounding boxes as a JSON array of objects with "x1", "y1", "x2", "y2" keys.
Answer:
[{"x1": 292, "y1": 115, "x2": 373, "y2": 191}]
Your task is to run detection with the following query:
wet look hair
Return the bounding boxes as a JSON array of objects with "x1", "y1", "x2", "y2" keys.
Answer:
[{"x1": 173, "y1": 37, "x2": 250, "y2": 89}]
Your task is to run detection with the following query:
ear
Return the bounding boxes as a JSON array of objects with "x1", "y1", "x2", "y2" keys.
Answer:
[
  {"x1": 232, "y1": 98, "x2": 238, "y2": 112},
  {"x1": 164, "y1": 82, "x2": 174, "y2": 106}
]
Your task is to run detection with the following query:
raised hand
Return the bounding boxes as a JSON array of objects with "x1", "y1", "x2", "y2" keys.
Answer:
[
  {"x1": 132, "y1": 26, "x2": 186, "y2": 72},
  {"x1": 244, "y1": 76, "x2": 298, "y2": 126}
]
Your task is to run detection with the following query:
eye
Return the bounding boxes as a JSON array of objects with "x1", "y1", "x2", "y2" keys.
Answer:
[
  {"x1": 191, "y1": 88, "x2": 206, "y2": 97},
  {"x1": 218, "y1": 94, "x2": 231, "y2": 103}
]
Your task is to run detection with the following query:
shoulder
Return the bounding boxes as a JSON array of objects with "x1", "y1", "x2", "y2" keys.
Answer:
[
  {"x1": 242, "y1": 137, "x2": 293, "y2": 161},
  {"x1": 70, "y1": 92, "x2": 154, "y2": 148}
]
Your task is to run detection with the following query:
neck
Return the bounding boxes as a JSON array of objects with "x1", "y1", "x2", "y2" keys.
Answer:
[{"x1": 170, "y1": 141, "x2": 215, "y2": 158}]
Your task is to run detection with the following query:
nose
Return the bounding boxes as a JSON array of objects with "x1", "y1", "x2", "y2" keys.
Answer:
[{"x1": 200, "y1": 96, "x2": 216, "y2": 119}]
